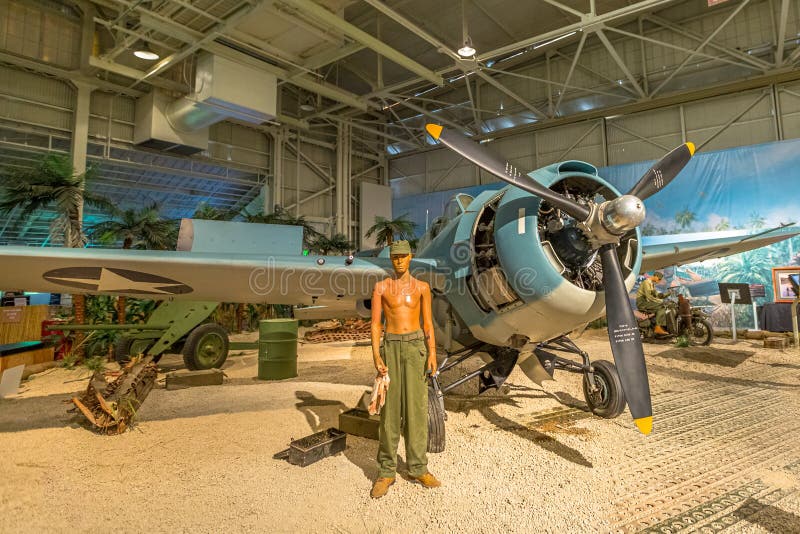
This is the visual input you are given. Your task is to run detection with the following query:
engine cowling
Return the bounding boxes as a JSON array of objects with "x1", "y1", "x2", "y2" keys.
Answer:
[{"x1": 439, "y1": 161, "x2": 641, "y2": 348}]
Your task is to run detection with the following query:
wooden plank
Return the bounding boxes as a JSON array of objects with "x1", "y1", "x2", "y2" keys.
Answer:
[{"x1": 0, "y1": 305, "x2": 49, "y2": 345}]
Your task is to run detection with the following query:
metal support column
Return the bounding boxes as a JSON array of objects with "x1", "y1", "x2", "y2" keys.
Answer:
[
  {"x1": 336, "y1": 123, "x2": 352, "y2": 237},
  {"x1": 270, "y1": 130, "x2": 285, "y2": 210},
  {"x1": 71, "y1": 81, "x2": 93, "y2": 244}
]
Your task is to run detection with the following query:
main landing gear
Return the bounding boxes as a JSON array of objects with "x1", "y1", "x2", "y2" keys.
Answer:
[
  {"x1": 529, "y1": 336, "x2": 626, "y2": 418},
  {"x1": 427, "y1": 336, "x2": 627, "y2": 452}
]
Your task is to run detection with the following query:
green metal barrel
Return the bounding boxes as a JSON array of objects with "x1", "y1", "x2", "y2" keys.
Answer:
[{"x1": 257, "y1": 319, "x2": 299, "y2": 380}]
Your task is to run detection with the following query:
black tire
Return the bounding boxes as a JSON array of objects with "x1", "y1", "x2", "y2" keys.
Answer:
[
  {"x1": 427, "y1": 385, "x2": 446, "y2": 453},
  {"x1": 682, "y1": 318, "x2": 713, "y2": 346},
  {"x1": 182, "y1": 323, "x2": 229, "y2": 370},
  {"x1": 582, "y1": 360, "x2": 626, "y2": 419},
  {"x1": 114, "y1": 337, "x2": 157, "y2": 365}
]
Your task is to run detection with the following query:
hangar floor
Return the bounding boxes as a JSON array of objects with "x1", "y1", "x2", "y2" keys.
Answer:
[{"x1": 2, "y1": 329, "x2": 800, "y2": 533}]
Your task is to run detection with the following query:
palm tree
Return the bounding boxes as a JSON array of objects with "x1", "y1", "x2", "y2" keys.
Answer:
[
  {"x1": 674, "y1": 208, "x2": 696, "y2": 231},
  {"x1": 88, "y1": 202, "x2": 176, "y2": 324},
  {"x1": 0, "y1": 154, "x2": 114, "y2": 247},
  {"x1": 0, "y1": 154, "x2": 114, "y2": 357},
  {"x1": 716, "y1": 248, "x2": 774, "y2": 299},
  {"x1": 714, "y1": 219, "x2": 731, "y2": 231},
  {"x1": 748, "y1": 211, "x2": 766, "y2": 230},
  {"x1": 364, "y1": 214, "x2": 417, "y2": 247},
  {"x1": 192, "y1": 202, "x2": 237, "y2": 221},
  {"x1": 311, "y1": 233, "x2": 354, "y2": 255}
]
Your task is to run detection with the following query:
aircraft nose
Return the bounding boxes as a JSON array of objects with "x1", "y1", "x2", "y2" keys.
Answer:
[{"x1": 600, "y1": 195, "x2": 646, "y2": 235}]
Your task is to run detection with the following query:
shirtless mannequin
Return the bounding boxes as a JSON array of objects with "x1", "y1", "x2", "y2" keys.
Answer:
[{"x1": 369, "y1": 240, "x2": 441, "y2": 499}]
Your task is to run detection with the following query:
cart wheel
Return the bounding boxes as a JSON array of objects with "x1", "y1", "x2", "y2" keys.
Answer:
[
  {"x1": 182, "y1": 323, "x2": 229, "y2": 370},
  {"x1": 114, "y1": 337, "x2": 157, "y2": 365},
  {"x1": 427, "y1": 385, "x2": 446, "y2": 453},
  {"x1": 582, "y1": 360, "x2": 626, "y2": 419}
]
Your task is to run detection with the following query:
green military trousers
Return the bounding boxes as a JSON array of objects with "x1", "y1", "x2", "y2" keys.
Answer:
[
  {"x1": 377, "y1": 330, "x2": 428, "y2": 478},
  {"x1": 637, "y1": 299, "x2": 667, "y2": 326}
]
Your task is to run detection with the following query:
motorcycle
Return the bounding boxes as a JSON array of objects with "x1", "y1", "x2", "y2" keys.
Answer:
[{"x1": 635, "y1": 292, "x2": 714, "y2": 345}]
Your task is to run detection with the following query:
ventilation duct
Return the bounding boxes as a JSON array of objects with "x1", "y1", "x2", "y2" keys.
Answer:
[{"x1": 134, "y1": 53, "x2": 277, "y2": 155}]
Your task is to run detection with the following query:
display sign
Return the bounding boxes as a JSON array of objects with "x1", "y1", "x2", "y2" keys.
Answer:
[{"x1": 0, "y1": 307, "x2": 23, "y2": 323}]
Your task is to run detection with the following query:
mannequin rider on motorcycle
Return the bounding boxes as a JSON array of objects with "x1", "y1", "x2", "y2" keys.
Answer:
[{"x1": 636, "y1": 271, "x2": 671, "y2": 336}]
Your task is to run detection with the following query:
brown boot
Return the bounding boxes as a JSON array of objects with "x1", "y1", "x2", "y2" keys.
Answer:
[
  {"x1": 370, "y1": 477, "x2": 395, "y2": 499},
  {"x1": 410, "y1": 472, "x2": 441, "y2": 488},
  {"x1": 654, "y1": 325, "x2": 669, "y2": 336}
]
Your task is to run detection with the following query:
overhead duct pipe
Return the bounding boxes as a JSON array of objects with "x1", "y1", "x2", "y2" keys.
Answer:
[{"x1": 135, "y1": 53, "x2": 277, "y2": 154}]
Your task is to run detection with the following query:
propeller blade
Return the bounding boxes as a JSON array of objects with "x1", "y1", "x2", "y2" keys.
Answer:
[
  {"x1": 627, "y1": 142, "x2": 695, "y2": 200},
  {"x1": 599, "y1": 244, "x2": 652, "y2": 435},
  {"x1": 426, "y1": 124, "x2": 590, "y2": 221}
]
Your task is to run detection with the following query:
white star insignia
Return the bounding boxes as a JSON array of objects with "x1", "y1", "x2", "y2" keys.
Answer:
[{"x1": 47, "y1": 268, "x2": 184, "y2": 294}]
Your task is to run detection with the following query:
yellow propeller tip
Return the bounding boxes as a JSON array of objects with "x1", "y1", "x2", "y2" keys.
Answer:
[
  {"x1": 686, "y1": 142, "x2": 695, "y2": 156},
  {"x1": 426, "y1": 123, "x2": 443, "y2": 140},
  {"x1": 634, "y1": 416, "x2": 653, "y2": 435}
]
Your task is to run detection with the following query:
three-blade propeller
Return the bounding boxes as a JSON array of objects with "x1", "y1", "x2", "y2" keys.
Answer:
[{"x1": 425, "y1": 123, "x2": 695, "y2": 435}]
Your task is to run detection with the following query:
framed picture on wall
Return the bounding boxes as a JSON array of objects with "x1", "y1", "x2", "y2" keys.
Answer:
[{"x1": 772, "y1": 267, "x2": 800, "y2": 302}]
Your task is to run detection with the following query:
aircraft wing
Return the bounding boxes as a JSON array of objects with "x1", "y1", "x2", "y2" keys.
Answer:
[
  {"x1": 0, "y1": 247, "x2": 434, "y2": 304},
  {"x1": 640, "y1": 225, "x2": 799, "y2": 273}
]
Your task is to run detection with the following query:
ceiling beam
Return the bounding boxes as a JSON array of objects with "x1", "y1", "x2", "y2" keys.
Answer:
[
  {"x1": 113, "y1": 4, "x2": 369, "y2": 111},
  {"x1": 280, "y1": 0, "x2": 443, "y2": 86},
  {"x1": 650, "y1": 0, "x2": 750, "y2": 97},
  {"x1": 131, "y1": 1, "x2": 267, "y2": 86},
  {"x1": 477, "y1": 0, "x2": 678, "y2": 62},
  {"x1": 595, "y1": 28, "x2": 646, "y2": 98}
]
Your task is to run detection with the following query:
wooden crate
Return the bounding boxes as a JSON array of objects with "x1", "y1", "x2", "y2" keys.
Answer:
[{"x1": 0, "y1": 305, "x2": 54, "y2": 373}]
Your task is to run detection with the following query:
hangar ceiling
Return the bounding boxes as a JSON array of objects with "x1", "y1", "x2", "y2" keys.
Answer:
[{"x1": 0, "y1": 0, "x2": 798, "y2": 245}]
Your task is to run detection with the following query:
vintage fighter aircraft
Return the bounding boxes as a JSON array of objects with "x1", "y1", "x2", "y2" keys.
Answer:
[{"x1": 1, "y1": 123, "x2": 798, "y2": 444}]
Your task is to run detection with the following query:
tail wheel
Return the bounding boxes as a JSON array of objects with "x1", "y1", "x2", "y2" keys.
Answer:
[
  {"x1": 582, "y1": 360, "x2": 627, "y2": 419},
  {"x1": 427, "y1": 385, "x2": 446, "y2": 453},
  {"x1": 114, "y1": 337, "x2": 158, "y2": 365},
  {"x1": 182, "y1": 323, "x2": 229, "y2": 370},
  {"x1": 681, "y1": 318, "x2": 713, "y2": 346}
]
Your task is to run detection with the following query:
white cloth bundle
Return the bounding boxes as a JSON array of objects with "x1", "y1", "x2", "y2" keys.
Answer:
[{"x1": 368, "y1": 374, "x2": 391, "y2": 415}]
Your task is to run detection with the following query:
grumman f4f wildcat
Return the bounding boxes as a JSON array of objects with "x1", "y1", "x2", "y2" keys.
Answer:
[{"x1": 0, "y1": 123, "x2": 797, "y2": 444}]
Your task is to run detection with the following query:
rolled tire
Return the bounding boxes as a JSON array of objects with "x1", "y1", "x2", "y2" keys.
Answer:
[
  {"x1": 427, "y1": 385, "x2": 446, "y2": 453},
  {"x1": 582, "y1": 360, "x2": 626, "y2": 419},
  {"x1": 182, "y1": 323, "x2": 229, "y2": 370}
]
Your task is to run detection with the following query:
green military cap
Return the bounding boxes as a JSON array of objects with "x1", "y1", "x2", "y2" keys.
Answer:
[
  {"x1": 389, "y1": 240, "x2": 411, "y2": 255},
  {"x1": 653, "y1": 271, "x2": 664, "y2": 279}
]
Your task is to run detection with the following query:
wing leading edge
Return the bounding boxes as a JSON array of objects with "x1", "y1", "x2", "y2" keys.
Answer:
[{"x1": 640, "y1": 225, "x2": 799, "y2": 273}]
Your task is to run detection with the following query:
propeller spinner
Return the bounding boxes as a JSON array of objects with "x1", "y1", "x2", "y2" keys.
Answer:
[{"x1": 425, "y1": 123, "x2": 695, "y2": 435}]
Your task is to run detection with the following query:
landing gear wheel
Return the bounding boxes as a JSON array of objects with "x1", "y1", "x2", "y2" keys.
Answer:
[
  {"x1": 114, "y1": 337, "x2": 157, "y2": 365},
  {"x1": 582, "y1": 360, "x2": 626, "y2": 419},
  {"x1": 182, "y1": 323, "x2": 229, "y2": 370},
  {"x1": 427, "y1": 385, "x2": 446, "y2": 453},
  {"x1": 681, "y1": 318, "x2": 713, "y2": 346}
]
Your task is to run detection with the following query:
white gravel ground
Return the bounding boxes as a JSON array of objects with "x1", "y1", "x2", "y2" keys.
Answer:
[{"x1": 2, "y1": 329, "x2": 800, "y2": 533}]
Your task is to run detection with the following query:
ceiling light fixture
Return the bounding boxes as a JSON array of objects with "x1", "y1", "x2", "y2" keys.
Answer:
[
  {"x1": 457, "y1": 0, "x2": 476, "y2": 58},
  {"x1": 298, "y1": 93, "x2": 316, "y2": 112},
  {"x1": 133, "y1": 42, "x2": 160, "y2": 61}
]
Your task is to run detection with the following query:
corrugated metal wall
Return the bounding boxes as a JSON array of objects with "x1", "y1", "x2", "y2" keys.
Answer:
[{"x1": 393, "y1": 82, "x2": 798, "y2": 196}]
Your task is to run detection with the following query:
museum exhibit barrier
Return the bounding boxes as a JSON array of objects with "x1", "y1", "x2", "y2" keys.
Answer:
[{"x1": 258, "y1": 319, "x2": 299, "y2": 380}]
